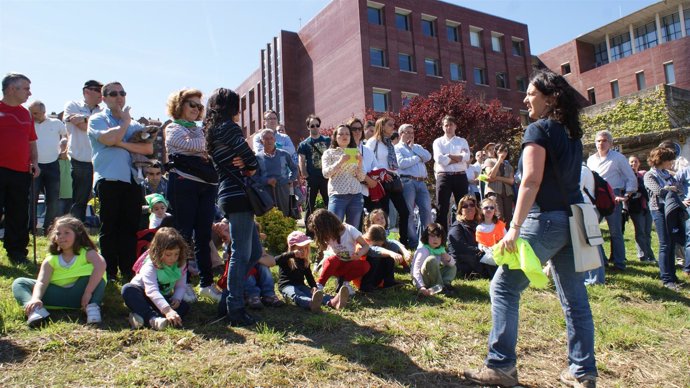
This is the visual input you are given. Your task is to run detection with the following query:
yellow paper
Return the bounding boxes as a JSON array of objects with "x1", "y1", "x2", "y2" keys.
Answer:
[{"x1": 344, "y1": 148, "x2": 359, "y2": 164}]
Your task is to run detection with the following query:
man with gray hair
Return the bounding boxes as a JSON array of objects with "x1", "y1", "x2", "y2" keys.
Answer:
[
  {"x1": 252, "y1": 110, "x2": 296, "y2": 157},
  {"x1": 587, "y1": 130, "x2": 637, "y2": 271},
  {"x1": 255, "y1": 128, "x2": 298, "y2": 217},
  {"x1": 0, "y1": 73, "x2": 38, "y2": 264}
]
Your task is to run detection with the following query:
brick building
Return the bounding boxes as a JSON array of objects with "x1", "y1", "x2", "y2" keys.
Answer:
[
  {"x1": 235, "y1": 0, "x2": 532, "y2": 145},
  {"x1": 538, "y1": 0, "x2": 690, "y2": 106}
]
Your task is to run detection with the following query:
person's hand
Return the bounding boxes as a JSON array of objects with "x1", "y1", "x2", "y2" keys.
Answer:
[
  {"x1": 81, "y1": 291, "x2": 93, "y2": 310},
  {"x1": 614, "y1": 196, "x2": 627, "y2": 203},
  {"x1": 31, "y1": 164, "x2": 41, "y2": 178},
  {"x1": 366, "y1": 178, "x2": 378, "y2": 189},
  {"x1": 663, "y1": 185, "x2": 679, "y2": 193},
  {"x1": 267, "y1": 178, "x2": 277, "y2": 187},
  {"x1": 391, "y1": 252, "x2": 403, "y2": 264},
  {"x1": 24, "y1": 298, "x2": 43, "y2": 315},
  {"x1": 683, "y1": 200, "x2": 690, "y2": 207},
  {"x1": 232, "y1": 156, "x2": 245, "y2": 169},
  {"x1": 169, "y1": 299, "x2": 181, "y2": 310},
  {"x1": 448, "y1": 154, "x2": 462, "y2": 164},
  {"x1": 165, "y1": 309, "x2": 182, "y2": 326},
  {"x1": 340, "y1": 154, "x2": 351, "y2": 163},
  {"x1": 244, "y1": 169, "x2": 256, "y2": 177},
  {"x1": 499, "y1": 227, "x2": 519, "y2": 253},
  {"x1": 383, "y1": 173, "x2": 393, "y2": 183},
  {"x1": 419, "y1": 287, "x2": 431, "y2": 296},
  {"x1": 498, "y1": 150, "x2": 508, "y2": 160}
]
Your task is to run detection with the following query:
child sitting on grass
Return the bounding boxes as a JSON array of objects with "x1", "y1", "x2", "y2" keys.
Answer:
[
  {"x1": 308, "y1": 209, "x2": 370, "y2": 296},
  {"x1": 475, "y1": 198, "x2": 506, "y2": 266},
  {"x1": 364, "y1": 209, "x2": 412, "y2": 268},
  {"x1": 122, "y1": 227, "x2": 190, "y2": 330},
  {"x1": 411, "y1": 223, "x2": 457, "y2": 296},
  {"x1": 276, "y1": 231, "x2": 348, "y2": 312},
  {"x1": 12, "y1": 216, "x2": 107, "y2": 327},
  {"x1": 359, "y1": 224, "x2": 404, "y2": 292}
]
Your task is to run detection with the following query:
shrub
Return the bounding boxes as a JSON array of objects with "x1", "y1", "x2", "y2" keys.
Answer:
[{"x1": 256, "y1": 208, "x2": 297, "y2": 254}]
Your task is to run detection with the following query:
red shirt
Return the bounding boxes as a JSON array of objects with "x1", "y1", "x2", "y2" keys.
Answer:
[{"x1": 0, "y1": 101, "x2": 37, "y2": 172}]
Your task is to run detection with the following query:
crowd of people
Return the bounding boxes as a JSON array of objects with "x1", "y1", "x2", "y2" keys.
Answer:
[{"x1": 2, "y1": 68, "x2": 688, "y2": 388}]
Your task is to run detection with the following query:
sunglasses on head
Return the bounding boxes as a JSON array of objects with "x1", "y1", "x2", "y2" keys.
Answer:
[
  {"x1": 185, "y1": 101, "x2": 203, "y2": 110},
  {"x1": 461, "y1": 203, "x2": 476, "y2": 209},
  {"x1": 310, "y1": 124, "x2": 320, "y2": 128},
  {"x1": 482, "y1": 206, "x2": 495, "y2": 210},
  {"x1": 106, "y1": 91, "x2": 126, "y2": 97}
]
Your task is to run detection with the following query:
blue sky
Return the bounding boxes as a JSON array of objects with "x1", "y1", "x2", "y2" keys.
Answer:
[{"x1": 0, "y1": 0, "x2": 657, "y2": 120}]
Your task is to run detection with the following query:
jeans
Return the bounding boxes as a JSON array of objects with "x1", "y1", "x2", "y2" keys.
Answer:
[
  {"x1": 121, "y1": 283, "x2": 190, "y2": 324},
  {"x1": 683, "y1": 207, "x2": 690, "y2": 274},
  {"x1": 604, "y1": 189, "x2": 626, "y2": 270},
  {"x1": 402, "y1": 178, "x2": 432, "y2": 248},
  {"x1": 304, "y1": 175, "x2": 329, "y2": 227},
  {"x1": 167, "y1": 172, "x2": 218, "y2": 287},
  {"x1": 584, "y1": 245, "x2": 607, "y2": 286},
  {"x1": 630, "y1": 209, "x2": 655, "y2": 261},
  {"x1": 281, "y1": 284, "x2": 332, "y2": 310},
  {"x1": 222, "y1": 209, "x2": 263, "y2": 313},
  {"x1": 435, "y1": 173, "x2": 469, "y2": 233},
  {"x1": 13, "y1": 276, "x2": 106, "y2": 307},
  {"x1": 486, "y1": 209, "x2": 597, "y2": 378},
  {"x1": 0, "y1": 167, "x2": 31, "y2": 259},
  {"x1": 328, "y1": 193, "x2": 363, "y2": 228},
  {"x1": 651, "y1": 208, "x2": 679, "y2": 284},
  {"x1": 244, "y1": 264, "x2": 277, "y2": 298},
  {"x1": 34, "y1": 160, "x2": 60, "y2": 231},
  {"x1": 70, "y1": 159, "x2": 93, "y2": 222}
]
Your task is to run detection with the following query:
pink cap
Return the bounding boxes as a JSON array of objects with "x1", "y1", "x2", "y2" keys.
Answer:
[{"x1": 287, "y1": 231, "x2": 312, "y2": 247}]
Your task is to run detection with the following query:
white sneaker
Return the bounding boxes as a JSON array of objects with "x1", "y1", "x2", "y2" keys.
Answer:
[
  {"x1": 27, "y1": 306, "x2": 50, "y2": 327},
  {"x1": 183, "y1": 284, "x2": 198, "y2": 303},
  {"x1": 199, "y1": 285, "x2": 222, "y2": 302},
  {"x1": 149, "y1": 317, "x2": 168, "y2": 331},
  {"x1": 85, "y1": 303, "x2": 102, "y2": 324},
  {"x1": 316, "y1": 283, "x2": 325, "y2": 292},
  {"x1": 187, "y1": 260, "x2": 200, "y2": 276},
  {"x1": 128, "y1": 313, "x2": 144, "y2": 329},
  {"x1": 343, "y1": 281, "x2": 355, "y2": 296}
]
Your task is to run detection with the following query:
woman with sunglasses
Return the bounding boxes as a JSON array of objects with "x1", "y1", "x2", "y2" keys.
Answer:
[
  {"x1": 165, "y1": 88, "x2": 222, "y2": 304},
  {"x1": 447, "y1": 195, "x2": 495, "y2": 279},
  {"x1": 483, "y1": 142, "x2": 515, "y2": 225},
  {"x1": 464, "y1": 69, "x2": 597, "y2": 387}
]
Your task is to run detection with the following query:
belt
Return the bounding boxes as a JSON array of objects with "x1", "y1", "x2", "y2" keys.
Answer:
[
  {"x1": 437, "y1": 171, "x2": 466, "y2": 175},
  {"x1": 400, "y1": 175, "x2": 426, "y2": 182}
]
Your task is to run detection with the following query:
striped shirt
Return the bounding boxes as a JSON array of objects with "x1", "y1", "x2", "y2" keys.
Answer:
[{"x1": 165, "y1": 122, "x2": 212, "y2": 183}]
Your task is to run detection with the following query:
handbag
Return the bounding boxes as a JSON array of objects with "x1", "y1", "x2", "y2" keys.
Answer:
[
  {"x1": 383, "y1": 172, "x2": 404, "y2": 193},
  {"x1": 219, "y1": 162, "x2": 275, "y2": 217},
  {"x1": 167, "y1": 153, "x2": 218, "y2": 183}
]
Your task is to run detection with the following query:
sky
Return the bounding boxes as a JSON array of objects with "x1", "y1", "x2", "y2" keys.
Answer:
[{"x1": 0, "y1": 0, "x2": 659, "y2": 120}]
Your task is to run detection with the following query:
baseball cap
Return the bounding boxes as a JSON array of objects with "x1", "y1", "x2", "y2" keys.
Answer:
[
  {"x1": 83, "y1": 80, "x2": 103, "y2": 89},
  {"x1": 287, "y1": 231, "x2": 312, "y2": 247}
]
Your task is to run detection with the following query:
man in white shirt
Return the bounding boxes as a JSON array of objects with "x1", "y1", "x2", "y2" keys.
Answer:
[
  {"x1": 252, "y1": 110, "x2": 296, "y2": 157},
  {"x1": 432, "y1": 115, "x2": 470, "y2": 233},
  {"x1": 28, "y1": 101, "x2": 67, "y2": 233},
  {"x1": 63, "y1": 80, "x2": 102, "y2": 221}
]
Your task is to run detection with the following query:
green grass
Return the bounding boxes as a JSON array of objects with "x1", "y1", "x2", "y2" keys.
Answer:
[{"x1": 1, "y1": 224, "x2": 689, "y2": 387}]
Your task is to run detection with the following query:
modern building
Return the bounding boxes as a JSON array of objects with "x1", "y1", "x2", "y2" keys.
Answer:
[
  {"x1": 538, "y1": 0, "x2": 690, "y2": 106},
  {"x1": 235, "y1": 0, "x2": 532, "y2": 144}
]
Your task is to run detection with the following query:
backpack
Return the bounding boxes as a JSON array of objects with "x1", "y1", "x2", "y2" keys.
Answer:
[{"x1": 584, "y1": 171, "x2": 617, "y2": 217}]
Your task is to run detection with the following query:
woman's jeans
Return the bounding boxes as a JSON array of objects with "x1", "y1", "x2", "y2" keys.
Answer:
[
  {"x1": 281, "y1": 284, "x2": 333, "y2": 310},
  {"x1": 486, "y1": 209, "x2": 597, "y2": 378},
  {"x1": 630, "y1": 209, "x2": 655, "y2": 261},
  {"x1": 328, "y1": 193, "x2": 363, "y2": 228},
  {"x1": 222, "y1": 210, "x2": 263, "y2": 314},
  {"x1": 651, "y1": 208, "x2": 679, "y2": 284}
]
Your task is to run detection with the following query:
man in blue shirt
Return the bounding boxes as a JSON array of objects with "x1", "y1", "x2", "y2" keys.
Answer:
[{"x1": 88, "y1": 82, "x2": 151, "y2": 280}]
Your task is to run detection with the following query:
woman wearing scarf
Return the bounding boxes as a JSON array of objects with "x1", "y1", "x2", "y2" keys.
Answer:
[
  {"x1": 447, "y1": 194, "x2": 496, "y2": 279},
  {"x1": 165, "y1": 88, "x2": 222, "y2": 304}
]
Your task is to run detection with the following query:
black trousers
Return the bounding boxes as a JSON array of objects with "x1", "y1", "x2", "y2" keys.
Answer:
[
  {"x1": 0, "y1": 167, "x2": 31, "y2": 260},
  {"x1": 435, "y1": 173, "x2": 468, "y2": 233},
  {"x1": 304, "y1": 175, "x2": 329, "y2": 227},
  {"x1": 364, "y1": 190, "x2": 410, "y2": 247}
]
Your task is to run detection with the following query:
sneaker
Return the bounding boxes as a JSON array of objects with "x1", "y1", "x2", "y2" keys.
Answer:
[
  {"x1": 247, "y1": 296, "x2": 264, "y2": 310},
  {"x1": 187, "y1": 260, "x2": 200, "y2": 276},
  {"x1": 183, "y1": 284, "x2": 198, "y2": 303},
  {"x1": 310, "y1": 289, "x2": 324, "y2": 313},
  {"x1": 199, "y1": 285, "x2": 222, "y2": 303},
  {"x1": 149, "y1": 317, "x2": 168, "y2": 331},
  {"x1": 316, "y1": 283, "x2": 325, "y2": 292},
  {"x1": 464, "y1": 365, "x2": 518, "y2": 387},
  {"x1": 261, "y1": 295, "x2": 285, "y2": 307},
  {"x1": 663, "y1": 282, "x2": 681, "y2": 291},
  {"x1": 27, "y1": 306, "x2": 50, "y2": 328},
  {"x1": 227, "y1": 309, "x2": 257, "y2": 327},
  {"x1": 328, "y1": 285, "x2": 349, "y2": 310},
  {"x1": 559, "y1": 368, "x2": 597, "y2": 388},
  {"x1": 342, "y1": 281, "x2": 355, "y2": 296},
  {"x1": 85, "y1": 303, "x2": 102, "y2": 324},
  {"x1": 128, "y1": 313, "x2": 144, "y2": 329}
]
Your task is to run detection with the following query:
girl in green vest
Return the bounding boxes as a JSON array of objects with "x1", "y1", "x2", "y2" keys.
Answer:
[{"x1": 12, "y1": 216, "x2": 107, "y2": 327}]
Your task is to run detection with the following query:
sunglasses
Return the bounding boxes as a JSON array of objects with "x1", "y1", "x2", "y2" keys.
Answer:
[
  {"x1": 185, "y1": 101, "x2": 204, "y2": 110},
  {"x1": 482, "y1": 206, "x2": 495, "y2": 210},
  {"x1": 310, "y1": 124, "x2": 320, "y2": 128},
  {"x1": 461, "y1": 203, "x2": 476, "y2": 209},
  {"x1": 106, "y1": 91, "x2": 127, "y2": 97},
  {"x1": 350, "y1": 126, "x2": 363, "y2": 131}
]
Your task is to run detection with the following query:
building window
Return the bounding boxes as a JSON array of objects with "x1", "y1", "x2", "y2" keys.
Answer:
[
  {"x1": 511, "y1": 38, "x2": 524, "y2": 56},
  {"x1": 395, "y1": 11, "x2": 409, "y2": 31},
  {"x1": 610, "y1": 32, "x2": 632, "y2": 61},
  {"x1": 447, "y1": 24, "x2": 459, "y2": 42},
  {"x1": 634, "y1": 21, "x2": 658, "y2": 52},
  {"x1": 367, "y1": 6, "x2": 383, "y2": 25},
  {"x1": 516, "y1": 76, "x2": 527, "y2": 92},
  {"x1": 401, "y1": 92, "x2": 418, "y2": 108},
  {"x1": 370, "y1": 48, "x2": 386, "y2": 67},
  {"x1": 587, "y1": 88, "x2": 596, "y2": 105},
  {"x1": 594, "y1": 41, "x2": 609, "y2": 67},
  {"x1": 519, "y1": 110, "x2": 530, "y2": 127},
  {"x1": 495, "y1": 72, "x2": 507, "y2": 88},
  {"x1": 636, "y1": 72, "x2": 646, "y2": 90},
  {"x1": 422, "y1": 17, "x2": 436, "y2": 37},
  {"x1": 610, "y1": 80, "x2": 619, "y2": 98},
  {"x1": 664, "y1": 62, "x2": 676, "y2": 84},
  {"x1": 425, "y1": 58, "x2": 440, "y2": 76},
  {"x1": 470, "y1": 26, "x2": 482, "y2": 47},
  {"x1": 372, "y1": 88, "x2": 390, "y2": 112},
  {"x1": 661, "y1": 12, "x2": 682, "y2": 42},
  {"x1": 561, "y1": 63, "x2": 571, "y2": 75},
  {"x1": 399, "y1": 53, "x2": 414, "y2": 72},
  {"x1": 450, "y1": 63, "x2": 463, "y2": 81},
  {"x1": 491, "y1": 33, "x2": 503, "y2": 52},
  {"x1": 473, "y1": 67, "x2": 487, "y2": 85},
  {"x1": 686, "y1": 9, "x2": 690, "y2": 37}
]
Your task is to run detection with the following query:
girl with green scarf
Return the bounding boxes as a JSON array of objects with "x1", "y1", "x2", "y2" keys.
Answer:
[{"x1": 411, "y1": 223, "x2": 457, "y2": 296}]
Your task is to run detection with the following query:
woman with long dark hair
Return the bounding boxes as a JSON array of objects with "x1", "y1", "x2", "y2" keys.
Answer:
[
  {"x1": 464, "y1": 70, "x2": 597, "y2": 387},
  {"x1": 205, "y1": 88, "x2": 262, "y2": 327}
]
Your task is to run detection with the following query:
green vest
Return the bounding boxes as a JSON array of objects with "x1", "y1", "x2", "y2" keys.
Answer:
[{"x1": 46, "y1": 248, "x2": 105, "y2": 287}]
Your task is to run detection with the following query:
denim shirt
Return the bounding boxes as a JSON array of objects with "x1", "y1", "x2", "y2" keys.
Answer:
[
  {"x1": 395, "y1": 142, "x2": 431, "y2": 178},
  {"x1": 88, "y1": 108, "x2": 143, "y2": 186}
]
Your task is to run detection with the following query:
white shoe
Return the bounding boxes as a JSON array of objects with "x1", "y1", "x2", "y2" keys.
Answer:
[
  {"x1": 150, "y1": 317, "x2": 168, "y2": 331},
  {"x1": 85, "y1": 303, "x2": 102, "y2": 324},
  {"x1": 343, "y1": 281, "x2": 355, "y2": 296},
  {"x1": 27, "y1": 306, "x2": 50, "y2": 327},
  {"x1": 183, "y1": 284, "x2": 198, "y2": 303},
  {"x1": 199, "y1": 285, "x2": 222, "y2": 303},
  {"x1": 187, "y1": 260, "x2": 200, "y2": 276},
  {"x1": 128, "y1": 313, "x2": 144, "y2": 329}
]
